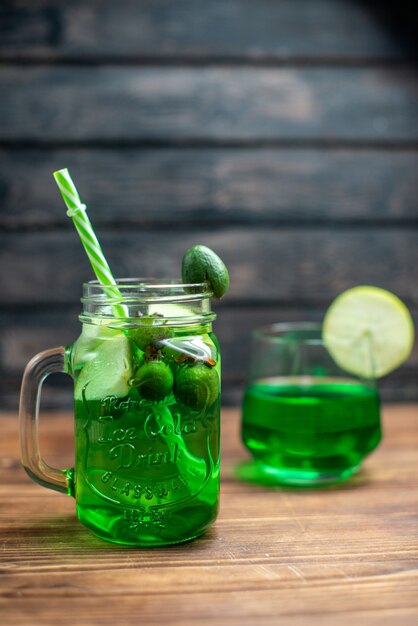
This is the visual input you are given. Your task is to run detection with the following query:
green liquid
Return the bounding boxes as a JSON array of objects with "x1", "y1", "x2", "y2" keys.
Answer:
[
  {"x1": 242, "y1": 377, "x2": 381, "y2": 485},
  {"x1": 72, "y1": 325, "x2": 220, "y2": 546}
]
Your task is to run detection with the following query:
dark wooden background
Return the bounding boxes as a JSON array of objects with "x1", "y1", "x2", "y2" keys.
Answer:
[{"x1": 1, "y1": 0, "x2": 417, "y2": 408}]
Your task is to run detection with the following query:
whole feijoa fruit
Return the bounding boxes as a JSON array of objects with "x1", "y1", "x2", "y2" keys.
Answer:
[
  {"x1": 132, "y1": 360, "x2": 174, "y2": 401},
  {"x1": 174, "y1": 362, "x2": 219, "y2": 410},
  {"x1": 182, "y1": 245, "x2": 229, "y2": 299}
]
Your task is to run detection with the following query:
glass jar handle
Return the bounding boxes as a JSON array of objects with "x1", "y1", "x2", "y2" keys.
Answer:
[{"x1": 19, "y1": 346, "x2": 72, "y2": 495}]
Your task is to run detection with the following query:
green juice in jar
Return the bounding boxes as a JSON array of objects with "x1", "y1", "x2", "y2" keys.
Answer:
[
  {"x1": 19, "y1": 178, "x2": 230, "y2": 547},
  {"x1": 72, "y1": 321, "x2": 220, "y2": 546}
]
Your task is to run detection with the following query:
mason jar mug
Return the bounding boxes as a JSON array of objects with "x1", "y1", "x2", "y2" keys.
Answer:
[{"x1": 19, "y1": 280, "x2": 221, "y2": 546}]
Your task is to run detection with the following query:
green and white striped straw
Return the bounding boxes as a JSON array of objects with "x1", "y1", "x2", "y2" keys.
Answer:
[{"x1": 53, "y1": 168, "x2": 127, "y2": 318}]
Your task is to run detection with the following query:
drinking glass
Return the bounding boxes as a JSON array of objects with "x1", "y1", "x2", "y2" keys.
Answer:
[
  {"x1": 19, "y1": 279, "x2": 220, "y2": 546},
  {"x1": 241, "y1": 323, "x2": 381, "y2": 485}
]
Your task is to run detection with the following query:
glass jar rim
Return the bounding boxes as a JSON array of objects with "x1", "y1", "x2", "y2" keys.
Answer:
[
  {"x1": 79, "y1": 278, "x2": 216, "y2": 326},
  {"x1": 82, "y1": 278, "x2": 213, "y2": 303},
  {"x1": 253, "y1": 322, "x2": 371, "y2": 348}
]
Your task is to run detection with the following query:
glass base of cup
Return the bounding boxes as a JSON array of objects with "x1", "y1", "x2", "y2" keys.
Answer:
[
  {"x1": 88, "y1": 526, "x2": 208, "y2": 547},
  {"x1": 76, "y1": 503, "x2": 217, "y2": 547},
  {"x1": 236, "y1": 461, "x2": 360, "y2": 487}
]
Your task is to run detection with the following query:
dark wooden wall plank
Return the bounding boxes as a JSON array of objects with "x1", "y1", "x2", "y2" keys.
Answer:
[
  {"x1": 3, "y1": 307, "x2": 418, "y2": 375},
  {"x1": 1, "y1": 1, "x2": 417, "y2": 404},
  {"x1": 1, "y1": 229, "x2": 417, "y2": 305},
  {"x1": 1, "y1": 307, "x2": 416, "y2": 407},
  {"x1": 1, "y1": 149, "x2": 418, "y2": 228},
  {"x1": 0, "y1": 0, "x2": 404, "y2": 61},
  {"x1": 1, "y1": 67, "x2": 418, "y2": 142}
]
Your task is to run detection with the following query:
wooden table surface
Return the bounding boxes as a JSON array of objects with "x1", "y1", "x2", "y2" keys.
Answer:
[{"x1": 1, "y1": 406, "x2": 417, "y2": 625}]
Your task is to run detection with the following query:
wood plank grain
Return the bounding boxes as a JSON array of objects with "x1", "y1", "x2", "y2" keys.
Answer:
[
  {"x1": 0, "y1": 594, "x2": 416, "y2": 626},
  {"x1": 1, "y1": 228, "x2": 417, "y2": 304},
  {"x1": 1, "y1": 148, "x2": 418, "y2": 228},
  {"x1": 1, "y1": 67, "x2": 418, "y2": 142},
  {"x1": 0, "y1": 407, "x2": 417, "y2": 625},
  {"x1": 0, "y1": 0, "x2": 405, "y2": 61}
]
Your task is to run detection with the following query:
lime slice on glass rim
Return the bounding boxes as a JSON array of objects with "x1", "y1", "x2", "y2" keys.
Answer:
[{"x1": 323, "y1": 286, "x2": 414, "y2": 378}]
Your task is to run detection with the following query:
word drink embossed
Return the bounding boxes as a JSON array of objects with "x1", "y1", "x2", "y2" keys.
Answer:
[{"x1": 82, "y1": 397, "x2": 213, "y2": 509}]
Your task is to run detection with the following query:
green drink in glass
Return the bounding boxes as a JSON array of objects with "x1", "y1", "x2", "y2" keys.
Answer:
[
  {"x1": 241, "y1": 323, "x2": 381, "y2": 485},
  {"x1": 20, "y1": 280, "x2": 221, "y2": 546},
  {"x1": 241, "y1": 286, "x2": 414, "y2": 486},
  {"x1": 70, "y1": 282, "x2": 221, "y2": 545},
  {"x1": 243, "y1": 376, "x2": 381, "y2": 485},
  {"x1": 19, "y1": 170, "x2": 230, "y2": 546}
]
